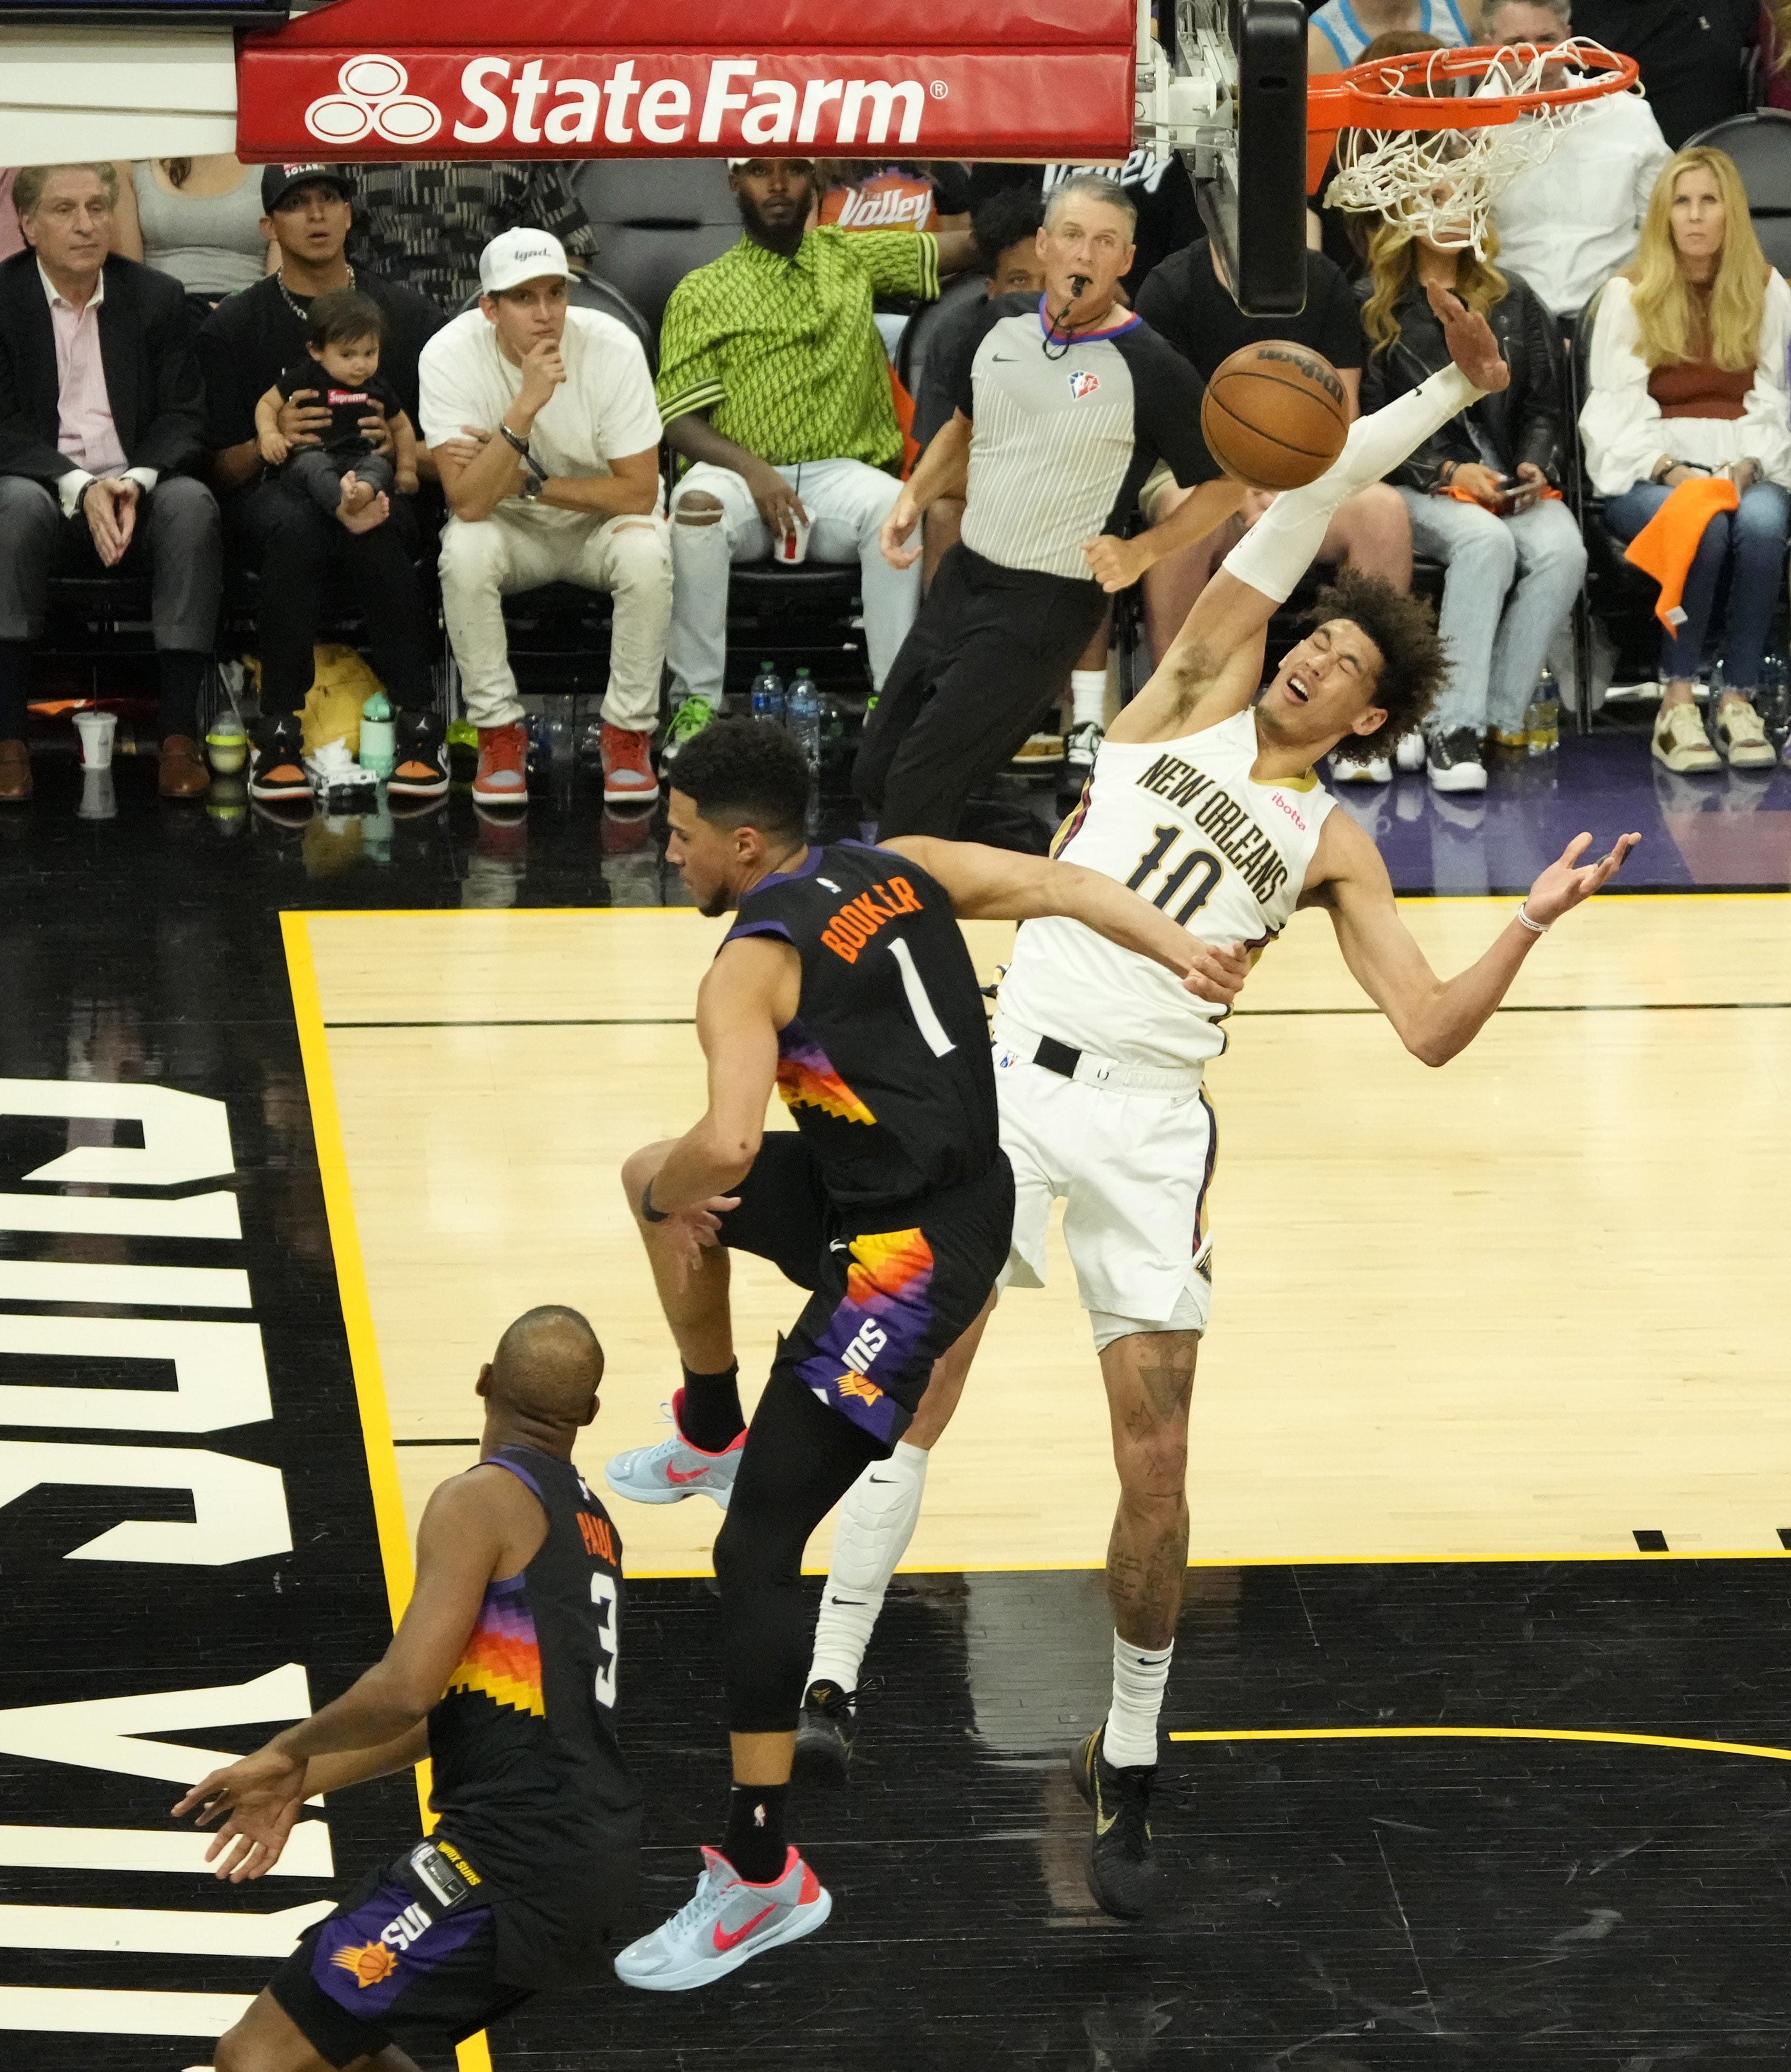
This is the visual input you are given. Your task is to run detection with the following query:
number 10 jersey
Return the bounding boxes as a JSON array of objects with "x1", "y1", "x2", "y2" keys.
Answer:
[{"x1": 999, "y1": 708, "x2": 1337, "y2": 1074}]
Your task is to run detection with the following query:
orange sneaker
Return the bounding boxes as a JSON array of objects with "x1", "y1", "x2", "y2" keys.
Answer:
[
  {"x1": 601, "y1": 723, "x2": 659, "y2": 806},
  {"x1": 473, "y1": 721, "x2": 529, "y2": 809}
]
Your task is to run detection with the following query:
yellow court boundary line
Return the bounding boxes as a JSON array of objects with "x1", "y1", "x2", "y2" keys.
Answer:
[
  {"x1": 282, "y1": 912, "x2": 494, "y2": 2072},
  {"x1": 1168, "y1": 1724, "x2": 1791, "y2": 1762}
]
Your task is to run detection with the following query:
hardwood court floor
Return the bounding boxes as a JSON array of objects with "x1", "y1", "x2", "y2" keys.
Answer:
[{"x1": 291, "y1": 894, "x2": 1791, "y2": 1575}]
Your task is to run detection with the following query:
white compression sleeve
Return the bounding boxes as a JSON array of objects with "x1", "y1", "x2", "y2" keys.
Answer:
[
  {"x1": 1221, "y1": 363, "x2": 1483, "y2": 605},
  {"x1": 804, "y1": 1439, "x2": 930, "y2": 1695}
]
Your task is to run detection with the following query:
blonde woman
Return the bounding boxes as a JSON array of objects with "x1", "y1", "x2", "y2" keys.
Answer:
[
  {"x1": 1581, "y1": 146, "x2": 1791, "y2": 773},
  {"x1": 1358, "y1": 218, "x2": 1583, "y2": 791}
]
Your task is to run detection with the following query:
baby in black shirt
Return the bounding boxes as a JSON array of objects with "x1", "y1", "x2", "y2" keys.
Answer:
[{"x1": 254, "y1": 288, "x2": 419, "y2": 533}]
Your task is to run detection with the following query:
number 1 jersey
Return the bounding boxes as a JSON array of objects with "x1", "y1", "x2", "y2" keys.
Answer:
[{"x1": 999, "y1": 709, "x2": 1337, "y2": 1073}]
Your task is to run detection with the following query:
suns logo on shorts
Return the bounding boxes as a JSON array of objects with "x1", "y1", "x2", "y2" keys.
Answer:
[
  {"x1": 835, "y1": 1372, "x2": 885, "y2": 1406},
  {"x1": 332, "y1": 1940, "x2": 400, "y2": 1988},
  {"x1": 1067, "y1": 369, "x2": 1100, "y2": 400}
]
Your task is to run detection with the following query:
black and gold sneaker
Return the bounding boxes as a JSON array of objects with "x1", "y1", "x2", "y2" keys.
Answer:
[
  {"x1": 1070, "y1": 1726, "x2": 1157, "y2": 1920},
  {"x1": 793, "y1": 1680, "x2": 858, "y2": 1784}
]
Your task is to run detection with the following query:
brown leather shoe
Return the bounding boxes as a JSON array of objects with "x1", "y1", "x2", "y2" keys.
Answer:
[
  {"x1": 0, "y1": 740, "x2": 31, "y2": 803},
  {"x1": 158, "y1": 734, "x2": 210, "y2": 801}
]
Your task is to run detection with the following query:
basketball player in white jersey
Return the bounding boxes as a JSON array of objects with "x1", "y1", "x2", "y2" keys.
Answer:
[{"x1": 789, "y1": 281, "x2": 1639, "y2": 1919}]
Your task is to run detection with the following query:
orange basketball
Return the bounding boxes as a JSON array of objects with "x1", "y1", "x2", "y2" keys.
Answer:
[{"x1": 1200, "y1": 341, "x2": 1350, "y2": 492}]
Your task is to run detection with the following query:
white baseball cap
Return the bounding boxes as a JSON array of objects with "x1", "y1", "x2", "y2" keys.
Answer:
[{"x1": 479, "y1": 228, "x2": 572, "y2": 296}]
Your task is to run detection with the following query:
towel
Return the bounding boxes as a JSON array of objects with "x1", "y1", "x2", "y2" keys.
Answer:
[{"x1": 1621, "y1": 475, "x2": 1740, "y2": 630}]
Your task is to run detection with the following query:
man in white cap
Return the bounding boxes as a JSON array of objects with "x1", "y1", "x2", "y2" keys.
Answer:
[{"x1": 420, "y1": 227, "x2": 670, "y2": 810}]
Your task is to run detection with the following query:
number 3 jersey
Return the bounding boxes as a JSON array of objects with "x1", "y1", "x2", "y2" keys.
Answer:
[
  {"x1": 999, "y1": 709, "x2": 1337, "y2": 1074},
  {"x1": 725, "y1": 840, "x2": 1000, "y2": 1207},
  {"x1": 425, "y1": 1445, "x2": 641, "y2": 1984}
]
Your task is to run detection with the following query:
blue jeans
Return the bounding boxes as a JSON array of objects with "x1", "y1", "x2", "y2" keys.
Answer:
[{"x1": 1603, "y1": 480, "x2": 1789, "y2": 690}]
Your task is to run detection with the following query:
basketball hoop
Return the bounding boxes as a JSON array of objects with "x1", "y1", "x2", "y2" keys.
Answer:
[{"x1": 1308, "y1": 40, "x2": 1640, "y2": 255}]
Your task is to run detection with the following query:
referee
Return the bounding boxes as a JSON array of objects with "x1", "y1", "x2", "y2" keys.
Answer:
[{"x1": 855, "y1": 173, "x2": 1245, "y2": 839}]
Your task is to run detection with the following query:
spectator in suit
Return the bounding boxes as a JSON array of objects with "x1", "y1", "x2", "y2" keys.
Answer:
[
  {"x1": 197, "y1": 166, "x2": 447, "y2": 816},
  {"x1": 0, "y1": 161, "x2": 220, "y2": 803},
  {"x1": 1482, "y1": 0, "x2": 1673, "y2": 321},
  {"x1": 1582, "y1": 146, "x2": 1791, "y2": 773}
]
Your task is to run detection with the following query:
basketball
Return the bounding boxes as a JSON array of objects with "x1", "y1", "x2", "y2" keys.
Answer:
[{"x1": 1200, "y1": 341, "x2": 1351, "y2": 492}]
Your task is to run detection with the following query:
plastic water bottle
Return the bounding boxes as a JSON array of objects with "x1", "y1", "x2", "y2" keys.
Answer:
[
  {"x1": 750, "y1": 660, "x2": 785, "y2": 726},
  {"x1": 1527, "y1": 665, "x2": 1559, "y2": 755},
  {"x1": 358, "y1": 690, "x2": 395, "y2": 778},
  {"x1": 787, "y1": 669, "x2": 821, "y2": 774}
]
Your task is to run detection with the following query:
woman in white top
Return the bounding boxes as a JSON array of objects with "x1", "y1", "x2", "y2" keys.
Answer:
[
  {"x1": 109, "y1": 157, "x2": 274, "y2": 325},
  {"x1": 1581, "y1": 145, "x2": 1791, "y2": 774}
]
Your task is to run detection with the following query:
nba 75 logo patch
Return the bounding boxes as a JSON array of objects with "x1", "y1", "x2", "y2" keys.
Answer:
[{"x1": 1067, "y1": 369, "x2": 1100, "y2": 400}]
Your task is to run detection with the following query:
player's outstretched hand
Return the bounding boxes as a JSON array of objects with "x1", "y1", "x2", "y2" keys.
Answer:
[
  {"x1": 1424, "y1": 280, "x2": 1509, "y2": 394},
  {"x1": 661, "y1": 1195, "x2": 741, "y2": 1275},
  {"x1": 172, "y1": 1746, "x2": 308, "y2": 1883},
  {"x1": 1181, "y1": 938, "x2": 1252, "y2": 1006},
  {"x1": 1522, "y1": 830, "x2": 1640, "y2": 927}
]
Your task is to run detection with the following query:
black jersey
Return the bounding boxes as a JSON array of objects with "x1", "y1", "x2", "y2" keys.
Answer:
[
  {"x1": 426, "y1": 1446, "x2": 641, "y2": 1986},
  {"x1": 725, "y1": 840, "x2": 999, "y2": 1206}
]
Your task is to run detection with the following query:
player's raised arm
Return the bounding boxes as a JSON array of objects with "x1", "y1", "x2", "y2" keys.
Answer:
[
  {"x1": 881, "y1": 835, "x2": 1251, "y2": 1006},
  {"x1": 1110, "y1": 283, "x2": 1512, "y2": 746},
  {"x1": 1305, "y1": 811, "x2": 1640, "y2": 1067}
]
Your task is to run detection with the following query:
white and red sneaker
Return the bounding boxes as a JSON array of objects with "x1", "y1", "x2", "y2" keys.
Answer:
[
  {"x1": 601, "y1": 723, "x2": 659, "y2": 806},
  {"x1": 603, "y1": 1389, "x2": 744, "y2": 1509},
  {"x1": 613, "y1": 1846, "x2": 830, "y2": 1992},
  {"x1": 472, "y1": 721, "x2": 529, "y2": 808}
]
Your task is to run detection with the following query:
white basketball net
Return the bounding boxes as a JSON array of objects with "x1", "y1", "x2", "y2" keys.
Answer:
[{"x1": 1324, "y1": 41, "x2": 1633, "y2": 256}]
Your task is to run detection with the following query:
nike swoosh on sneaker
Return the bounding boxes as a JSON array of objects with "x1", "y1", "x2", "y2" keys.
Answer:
[
  {"x1": 665, "y1": 1459, "x2": 720, "y2": 1485},
  {"x1": 712, "y1": 1902, "x2": 776, "y2": 1953},
  {"x1": 1095, "y1": 1806, "x2": 1118, "y2": 1835}
]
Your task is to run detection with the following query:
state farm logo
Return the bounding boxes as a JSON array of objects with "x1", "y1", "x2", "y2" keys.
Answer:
[{"x1": 306, "y1": 56, "x2": 442, "y2": 146}]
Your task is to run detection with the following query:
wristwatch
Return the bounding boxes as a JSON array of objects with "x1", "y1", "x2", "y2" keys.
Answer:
[{"x1": 518, "y1": 474, "x2": 544, "y2": 503}]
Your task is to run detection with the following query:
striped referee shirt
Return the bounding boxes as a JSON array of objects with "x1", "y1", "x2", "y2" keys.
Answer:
[
  {"x1": 657, "y1": 228, "x2": 939, "y2": 469},
  {"x1": 946, "y1": 295, "x2": 1220, "y2": 583}
]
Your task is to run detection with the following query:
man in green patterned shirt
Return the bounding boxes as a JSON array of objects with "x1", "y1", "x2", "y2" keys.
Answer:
[{"x1": 657, "y1": 158, "x2": 974, "y2": 754}]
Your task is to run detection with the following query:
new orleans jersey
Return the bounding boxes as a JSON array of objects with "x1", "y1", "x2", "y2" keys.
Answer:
[{"x1": 997, "y1": 709, "x2": 1337, "y2": 1073}]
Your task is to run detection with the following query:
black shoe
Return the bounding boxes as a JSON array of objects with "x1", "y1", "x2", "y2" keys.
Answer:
[
  {"x1": 793, "y1": 1681, "x2": 857, "y2": 1784},
  {"x1": 388, "y1": 710, "x2": 450, "y2": 801},
  {"x1": 1424, "y1": 725, "x2": 1488, "y2": 794},
  {"x1": 248, "y1": 716, "x2": 311, "y2": 810},
  {"x1": 1070, "y1": 1727, "x2": 1157, "y2": 1921}
]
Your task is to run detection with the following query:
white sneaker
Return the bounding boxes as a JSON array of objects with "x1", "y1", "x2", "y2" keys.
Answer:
[
  {"x1": 1064, "y1": 719, "x2": 1105, "y2": 772},
  {"x1": 1394, "y1": 730, "x2": 1426, "y2": 773},
  {"x1": 613, "y1": 1846, "x2": 831, "y2": 1992},
  {"x1": 603, "y1": 1389, "x2": 744, "y2": 1509},
  {"x1": 1425, "y1": 726, "x2": 1488, "y2": 794},
  {"x1": 1331, "y1": 750, "x2": 1391, "y2": 784}
]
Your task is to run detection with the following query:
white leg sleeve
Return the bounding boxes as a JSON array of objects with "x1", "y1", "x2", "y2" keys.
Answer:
[
  {"x1": 1222, "y1": 364, "x2": 1483, "y2": 606},
  {"x1": 804, "y1": 1439, "x2": 930, "y2": 1695}
]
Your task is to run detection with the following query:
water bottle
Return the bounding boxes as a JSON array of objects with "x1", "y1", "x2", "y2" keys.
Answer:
[
  {"x1": 1759, "y1": 648, "x2": 1788, "y2": 738},
  {"x1": 1527, "y1": 665, "x2": 1559, "y2": 755},
  {"x1": 787, "y1": 669, "x2": 821, "y2": 775},
  {"x1": 750, "y1": 660, "x2": 785, "y2": 726},
  {"x1": 358, "y1": 690, "x2": 395, "y2": 778}
]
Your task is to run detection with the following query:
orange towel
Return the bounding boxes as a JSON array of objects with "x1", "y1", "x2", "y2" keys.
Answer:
[{"x1": 1621, "y1": 475, "x2": 1740, "y2": 631}]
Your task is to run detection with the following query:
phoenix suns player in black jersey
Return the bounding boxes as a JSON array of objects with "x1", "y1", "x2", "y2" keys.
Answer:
[
  {"x1": 178, "y1": 1307, "x2": 638, "y2": 2071},
  {"x1": 602, "y1": 718, "x2": 1251, "y2": 1990}
]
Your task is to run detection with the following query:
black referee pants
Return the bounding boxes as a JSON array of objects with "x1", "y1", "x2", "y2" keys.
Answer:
[{"x1": 854, "y1": 543, "x2": 1110, "y2": 840}]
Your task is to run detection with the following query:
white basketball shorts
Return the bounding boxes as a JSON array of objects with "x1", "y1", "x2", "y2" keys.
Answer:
[{"x1": 991, "y1": 1038, "x2": 1216, "y2": 1349}]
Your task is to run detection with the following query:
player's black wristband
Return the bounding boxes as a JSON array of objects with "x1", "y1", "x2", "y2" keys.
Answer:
[{"x1": 639, "y1": 1181, "x2": 670, "y2": 1224}]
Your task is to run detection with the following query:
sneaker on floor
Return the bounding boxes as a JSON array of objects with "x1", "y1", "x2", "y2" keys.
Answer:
[
  {"x1": 1070, "y1": 1726, "x2": 1157, "y2": 1922},
  {"x1": 472, "y1": 721, "x2": 529, "y2": 809},
  {"x1": 388, "y1": 712, "x2": 450, "y2": 799},
  {"x1": 613, "y1": 1846, "x2": 831, "y2": 1993},
  {"x1": 601, "y1": 723, "x2": 660, "y2": 806},
  {"x1": 1712, "y1": 697, "x2": 1776, "y2": 770},
  {"x1": 793, "y1": 1681, "x2": 858, "y2": 1785},
  {"x1": 604, "y1": 1389, "x2": 744, "y2": 1509},
  {"x1": 1651, "y1": 700, "x2": 1720, "y2": 774},
  {"x1": 1331, "y1": 749, "x2": 1391, "y2": 784},
  {"x1": 1425, "y1": 726, "x2": 1487, "y2": 794},
  {"x1": 1393, "y1": 729, "x2": 1426, "y2": 774},
  {"x1": 661, "y1": 696, "x2": 714, "y2": 764},
  {"x1": 1064, "y1": 719, "x2": 1105, "y2": 772},
  {"x1": 1010, "y1": 731, "x2": 1064, "y2": 768},
  {"x1": 248, "y1": 716, "x2": 311, "y2": 809}
]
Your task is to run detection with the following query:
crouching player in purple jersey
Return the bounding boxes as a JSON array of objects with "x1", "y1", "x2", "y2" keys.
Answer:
[{"x1": 177, "y1": 1307, "x2": 638, "y2": 2071}]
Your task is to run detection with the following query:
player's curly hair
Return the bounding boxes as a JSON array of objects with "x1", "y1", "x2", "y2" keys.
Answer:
[
  {"x1": 972, "y1": 186, "x2": 1045, "y2": 277},
  {"x1": 668, "y1": 715, "x2": 810, "y2": 842},
  {"x1": 1308, "y1": 567, "x2": 1449, "y2": 747}
]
